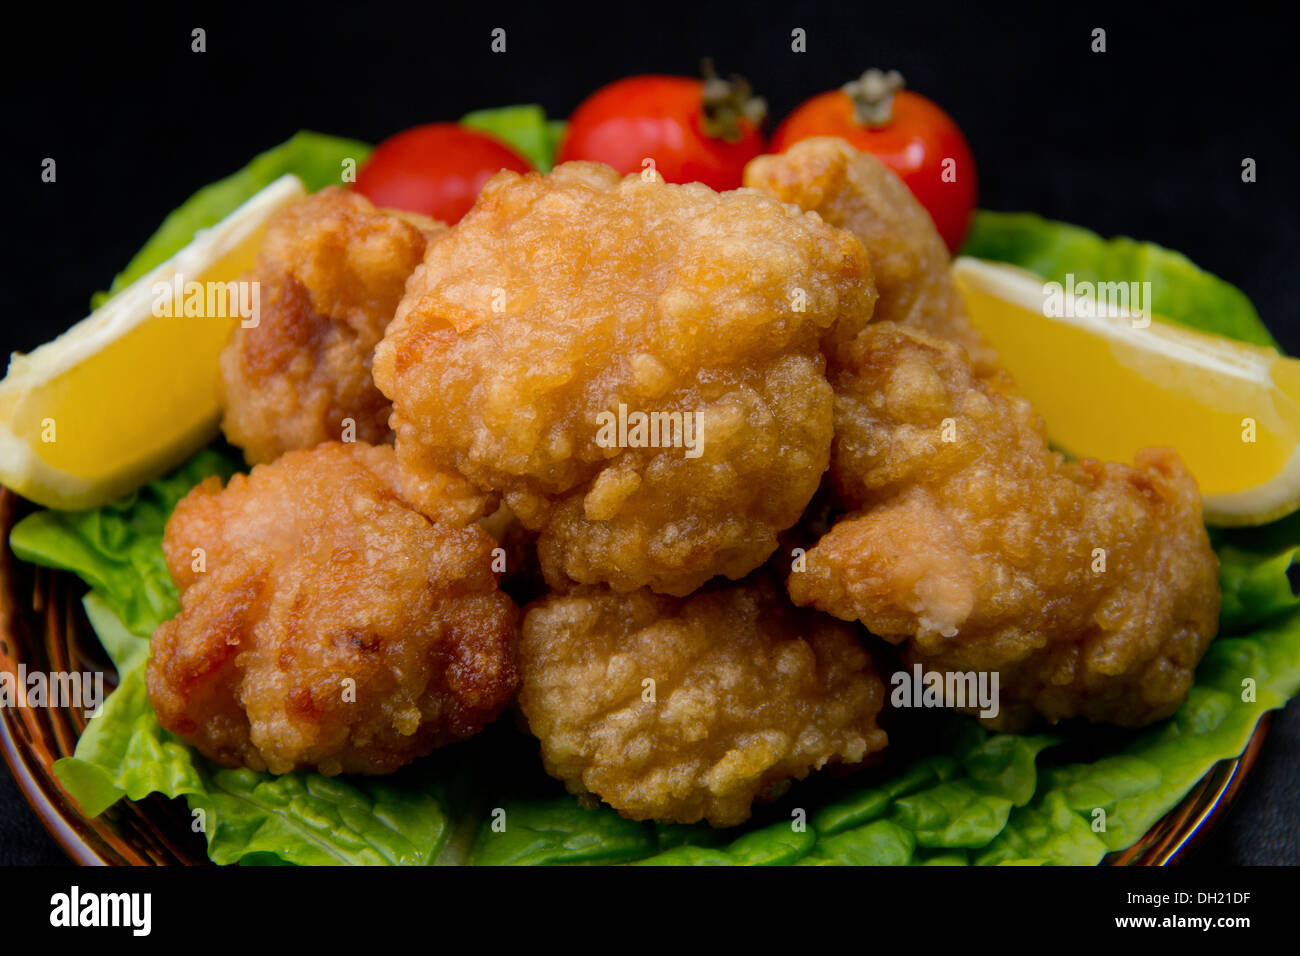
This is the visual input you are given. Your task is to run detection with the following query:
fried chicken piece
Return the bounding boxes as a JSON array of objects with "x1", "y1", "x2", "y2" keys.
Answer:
[
  {"x1": 147, "y1": 442, "x2": 518, "y2": 775},
  {"x1": 745, "y1": 137, "x2": 998, "y2": 374},
  {"x1": 788, "y1": 323, "x2": 1220, "y2": 728},
  {"x1": 219, "y1": 188, "x2": 443, "y2": 464},
  {"x1": 373, "y1": 162, "x2": 876, "y2": 595},
  {"x1": 748, "y1": 139, "x2": 1219, "y2": 727},
  {"x1": 518, "y1": 579, "x2": 887, "y2": 826}
]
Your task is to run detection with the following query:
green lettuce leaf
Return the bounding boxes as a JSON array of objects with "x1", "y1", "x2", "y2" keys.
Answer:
[
  {"x1": 93, "y1": 131, "x2": 372, "y2": 306},
  {"x1": 190, "y1": 765, "x2": 449, "y2": 866},
  {"x1": 1216, "y1": 544, "x2": 1300, "y2": 634},
  {"x1": 9, "y1": 448, "x2": 235, "y2": 637},
  {"x1": 52, "y1": 663, "x2": 204, "y2": 817},
  {"x1": 467, "y1": 796, "x2": 654, "y2": 866},
  {"x1": 619, "y1": 719, "x2": 1052, "y2": 866},
  {"x1": 83, "y1": 591, "x2": 149, "y2": 675},
  {"x1": 983, "y1": 604, "x2": 1300, "y2": 864},
  {"x1": 460, "y1": 104, "x2": 565, "y2": 172},
  {"x1": 960, "y1": 210, "x2": 1274, "y2": 347}
]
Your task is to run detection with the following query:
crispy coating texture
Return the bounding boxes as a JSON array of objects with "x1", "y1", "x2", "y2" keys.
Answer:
[
  {"x1": 147, "y1": 442, "x2": 518, "y2": 775},
  {"x1": 788, "y1": 323, "x2": 1220, "y2": 728},
  {"x1": 745, "y1": 137, "x2": 998, "y2": 374},
  {"x1": 219, "y1": 188, "x2": 443, "y2": 464},
  {"x1": 518, "y1": 580, "x2": 887, "y2": 825},
  {"x1": 750, "y1": 139, "x2": 1219, "y2": 727},
  {"x1": 373, "y1": 162, "x2": 876, "y2": 595},
  {"x1": 533, "y1": 355, "x2": 835, "y2": 595}
]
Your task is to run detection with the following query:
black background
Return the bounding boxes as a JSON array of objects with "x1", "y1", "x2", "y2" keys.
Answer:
[{"x1": 1, "y1": 1, "x2": 1296, "y2": 865}]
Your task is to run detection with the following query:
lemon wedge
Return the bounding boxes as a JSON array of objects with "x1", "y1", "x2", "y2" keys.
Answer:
[
  {"x1": 952, "y1": 256, "x2": 1300, "y2": 526},
  {"x1": 0, "y1": 175, "x2": 306, "y2": 510}
]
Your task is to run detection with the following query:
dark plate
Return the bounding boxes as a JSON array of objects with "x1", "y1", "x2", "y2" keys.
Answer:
[{"x1": 0, "y1": 488, "x2": 1270, "y2": 865}]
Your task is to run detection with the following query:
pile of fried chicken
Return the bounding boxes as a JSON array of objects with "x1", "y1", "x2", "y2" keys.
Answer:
[{"x1": 146, "y1": 138, "x2": 1219, "y2": 827}]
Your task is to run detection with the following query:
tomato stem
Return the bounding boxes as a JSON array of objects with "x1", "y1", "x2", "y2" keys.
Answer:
[
  {"x1": 699, "y1": 58, "x2": 766, "y2": 143},
  {"x1": 843, "y1": 69, "x2": 905, "y2": 127}
]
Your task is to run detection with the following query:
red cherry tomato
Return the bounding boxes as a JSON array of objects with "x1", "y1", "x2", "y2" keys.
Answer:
[
  {"x1": 558, "y1": 72, "x2": 766, "y2": 191},
  {"x1": 354, "y1": 123, "x2": 533, "y2": 224},
  {"x1": 772, "y1": 72, "x2": 976, "y2": 252}
]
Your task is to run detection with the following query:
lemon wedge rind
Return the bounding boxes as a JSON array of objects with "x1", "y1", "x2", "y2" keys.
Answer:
[
  {"x1": 0, "y1": 174, "x2": 307, "y2": 510},
  {"x1": 952, "y1": 256, "x2": 1300, "y2": 528}
]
